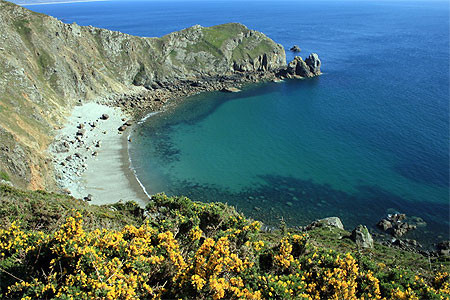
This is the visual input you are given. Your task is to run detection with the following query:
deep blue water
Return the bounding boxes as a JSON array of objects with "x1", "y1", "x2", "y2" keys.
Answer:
[{"x1": 26, "y1": 0, "x2": 449, "y2": 245}]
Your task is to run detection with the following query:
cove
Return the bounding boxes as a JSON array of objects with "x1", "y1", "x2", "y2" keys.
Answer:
[{"x1": 129, "y1": 76, "x2": 449, "y2": 246}]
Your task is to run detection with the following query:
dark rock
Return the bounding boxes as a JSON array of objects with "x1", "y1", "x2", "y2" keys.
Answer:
[
  {"x1": 54, "y1": 141, "x2": 69, "y2": 153},
  {"x1": 351, "y1": 225, "x2": 374, "y2": 248},
  {"x1": 100, "y1": 114, "x2": 109, "y2": 120},
  {"x1": 305, "y1": 53, "x2": 321, "y2": 75},
  {"x1": 392, "y1": 222, "x2": 416, "y2": 237},
  {"x1": 118, "y1": 125, "x2": 127, "y2": 132},
  {"x1": 286, "y1": 56, "x2": 313, "y2": 78},
  {"x1": 377, "y1": 213, "x2": 416, "y2": 237},
  {"x1": 290, "y1": 45, "x2": 301, "y2": 52},
  {"x1": 76, "y1": 129, "x2": 86, "y2": 136},
  {"x1": 437, "y1": 241, "x2": 450, "y2": 256},
  {"x1": 377, "y1": 219, "x2": 393, "y2": 231}
]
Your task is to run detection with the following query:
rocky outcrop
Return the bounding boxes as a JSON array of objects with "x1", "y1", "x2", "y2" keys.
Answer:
[
  {"x1": 0, "y1": 0, "x2": 287, "y2": 189},
  {"x1": 306, "y1": 217, "x2": 344, "y2": 230},
  {"x1": 305, "y1": 53, "x2": 321, "y2": 75},
  {"x1": 376, "y1": 213, "x2": 417, "y2": 237},
  {"x1": 278, "y1": 53, "x2": 322, "y2": 78},
  {"x1": 351, "y1": 225, "x2": 374, "y2": 249}
]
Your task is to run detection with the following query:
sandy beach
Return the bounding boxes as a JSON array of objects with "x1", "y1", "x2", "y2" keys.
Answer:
[{"x1": 50, "y1": 102, "x2": 148, "y2": 207}]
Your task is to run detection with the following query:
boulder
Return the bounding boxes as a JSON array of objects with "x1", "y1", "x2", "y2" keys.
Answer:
[
  {"x1": 306, "y1": 217, "x2": 344, "y2": 230},
  {"x1": 377, "y1": 219, "x2": 392, "y2": 231},
  {"x1": 222, "y1": 87, "x2": 241, "y2": 93},
  {"x1": 76, "y1": 129, "x2": 86, "y2": 136},
  {"x1": 100, "y1": 114, "x2": 109, "y2": 120},
  {"x1": 392, "y1": 222, "x2": 416, "y2": 237},
  {"x1": 290, "y1": 45, "x2": 301, "y2": 52},
  {"x1": 351, "y1": 225, "x2": 374, "y2": 248},
  {"x1": 436, "y1": 241, "x2": 450, "y2": 256},
  {"x1": 118, "y1": 125, "x2": 127, "y2": 132},
  {"x1": 305, "y1": 53, "x2": 321, "y2": 75}
]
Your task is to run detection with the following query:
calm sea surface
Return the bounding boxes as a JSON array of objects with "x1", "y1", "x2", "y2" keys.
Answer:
[{"x1": 26, "y1": 0, "x2": 449, "y2": 245}]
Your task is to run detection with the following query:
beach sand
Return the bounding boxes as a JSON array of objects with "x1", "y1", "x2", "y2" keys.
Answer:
[{"x1": 50, "y1": 102, "x2": 148, "y2": 206}]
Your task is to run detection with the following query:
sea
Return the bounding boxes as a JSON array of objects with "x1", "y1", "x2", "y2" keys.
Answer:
[{"x1": 25, "y1": 0, "x2": 449, "y2": 246}]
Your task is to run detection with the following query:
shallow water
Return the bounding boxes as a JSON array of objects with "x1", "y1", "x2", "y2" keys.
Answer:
[{"x1": 27, "y1": 0, "x2": 450, "y2": 245}]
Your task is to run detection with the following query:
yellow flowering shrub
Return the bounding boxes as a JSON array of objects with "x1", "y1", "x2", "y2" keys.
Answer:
[{"x1": 0, "y1": 193, "x2": 448, "y2": 300}]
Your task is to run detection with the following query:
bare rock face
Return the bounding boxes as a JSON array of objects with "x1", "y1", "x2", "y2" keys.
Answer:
[
  {"x1": 351, "y1": 225, "x2": 374, "y2": 248},
  {"x1": 305, "y1": 53, "x2": 321, "y2": 75}
]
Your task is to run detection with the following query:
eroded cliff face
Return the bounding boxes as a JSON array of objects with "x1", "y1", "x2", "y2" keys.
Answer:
[{"x1": 0, "y1": 0, "x2": 286, "y2": 189}]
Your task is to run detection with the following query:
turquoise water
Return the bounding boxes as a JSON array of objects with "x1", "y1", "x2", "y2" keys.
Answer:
[{"x1": 26, "y1": 0, "x2": 449, "y2": 244}]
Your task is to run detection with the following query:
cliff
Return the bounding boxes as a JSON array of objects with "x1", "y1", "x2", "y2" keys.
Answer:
[{"x1": 0, "y1": 0, "x2": 286, "y2": 190}]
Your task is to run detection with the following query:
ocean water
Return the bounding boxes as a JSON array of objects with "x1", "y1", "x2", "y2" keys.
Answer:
[{"x1": 27, "y1": 0, "x2": 449, "y2": 245}]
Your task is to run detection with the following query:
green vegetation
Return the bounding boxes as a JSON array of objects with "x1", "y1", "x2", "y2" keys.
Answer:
[
  {"x1": 0, "y1": 184, "x2": 448, "y2": 299},
  {"x1": 0, "y1": 171, "x2": 9, "y2": 182},
  {"x1": 12, "y1": 19, "x2": 32, "y2": 43}
]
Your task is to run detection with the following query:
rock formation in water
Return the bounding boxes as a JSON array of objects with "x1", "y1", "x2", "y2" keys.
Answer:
[
  {"x1": 280, "y1": 53, "x2": 322, "y2": 78},
  {"x1": 290, "y1": 45, "x2": 301, "y2": 52}
]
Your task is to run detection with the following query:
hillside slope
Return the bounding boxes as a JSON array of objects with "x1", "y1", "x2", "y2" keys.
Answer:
[
  {"x1": 0, "y1": 183, "x2": 448, "y2": 299},
  {"x1": 0, "y1": 0, "x2": 286, "y2": 190}
]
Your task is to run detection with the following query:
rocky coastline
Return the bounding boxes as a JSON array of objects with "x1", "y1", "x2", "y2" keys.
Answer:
[{"x1": 49, "y1": 52, "x2": 322, "y2": 205}]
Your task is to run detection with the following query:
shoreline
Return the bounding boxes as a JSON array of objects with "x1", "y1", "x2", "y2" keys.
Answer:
[
  {"x1": 50, "y1": 102, "x2": 148, "y2": 206},
  {"x1": 49, "y1": 68, "x2": 314, "y2": 207},
  {"x1": 21, "y1": 0, "x2": 108, "y2": 6}
]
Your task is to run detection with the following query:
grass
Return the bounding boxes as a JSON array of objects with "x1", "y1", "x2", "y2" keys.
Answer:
[
  {"x1": 0, "y1": 171, "x2": 9, "y2": 182},
  {"x1": 12, "y1": 19, "x2": 32, "y2": 49},
  {"x1": 0, "y1": 184, "x2": 141, "y2": 232}
]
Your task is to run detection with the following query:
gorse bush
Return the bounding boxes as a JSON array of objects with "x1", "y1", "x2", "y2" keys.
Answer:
[{"x1": 0, "y1": 192, "x2": 449, "y2": 299}]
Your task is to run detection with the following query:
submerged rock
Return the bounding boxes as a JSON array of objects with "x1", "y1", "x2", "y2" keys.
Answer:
[{"x1": 351, "y1": 225, "x2": 374, "y2": 248}]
